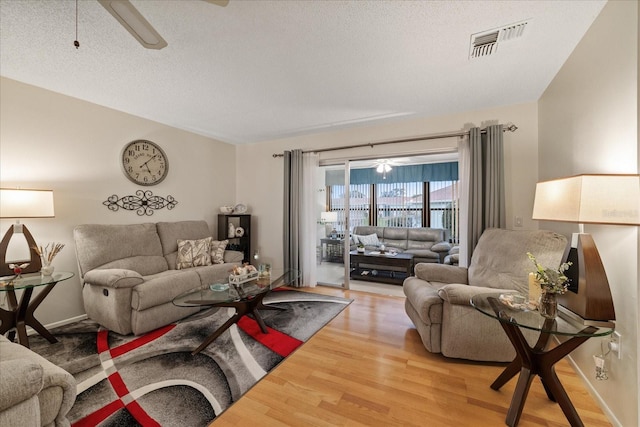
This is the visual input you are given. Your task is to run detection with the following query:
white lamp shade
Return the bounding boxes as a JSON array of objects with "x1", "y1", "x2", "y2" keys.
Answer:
[
  {"x1": 532, "y1": 175, "x2": 640, "y2": 225},
  {"x1": 0, "y1": 189, "x2": 55, "y2": 218},
  {"x1": 320, "y1": 211, "x2": 338, "y2": 223}
]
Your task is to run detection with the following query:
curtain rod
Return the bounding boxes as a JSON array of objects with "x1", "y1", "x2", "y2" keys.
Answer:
[{"x1": 272, "y1": 123, "x2": 517, "y2": 157}]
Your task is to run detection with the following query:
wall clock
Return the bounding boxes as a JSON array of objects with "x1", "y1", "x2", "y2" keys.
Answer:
[{"x1": 121, "y1": 140, "x2": 169, "y2": 186}]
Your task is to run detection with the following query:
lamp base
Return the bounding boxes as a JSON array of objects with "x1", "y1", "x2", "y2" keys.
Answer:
[
  {"x1": 0, "y1": 224, "x2": 42, "y2": 276},
  {"x1": 558, "y1": 233, "x2": 615, "y2": 322}
]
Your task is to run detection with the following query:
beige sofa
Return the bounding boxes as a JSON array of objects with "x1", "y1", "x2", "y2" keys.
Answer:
[
  {"x1": 352, "y1": 225, "x2": 451, "y2": 263},
  {"x1": 0, "y1": 335, "x2": 76, "y2": 427},
  {"x1": 74, "y1": 220, "x2": 243, "y2": 336},
  {"x1": 403, "y1": 228, "x2": 568, "y2": 362}
]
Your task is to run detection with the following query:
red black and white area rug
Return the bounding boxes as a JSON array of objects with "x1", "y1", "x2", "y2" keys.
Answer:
[{"x1": 29, "y1": 289, "x2": 351, "y2": 427}]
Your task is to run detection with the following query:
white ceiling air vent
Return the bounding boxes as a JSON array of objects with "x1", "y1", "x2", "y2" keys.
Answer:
[{"x1": 469, "y1": 20, "x2": 528, "y2": 59}]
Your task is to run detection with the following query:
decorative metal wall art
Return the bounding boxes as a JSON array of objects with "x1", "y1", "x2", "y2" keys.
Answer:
[{"x1": 103, "y1": 190, "x2": 178, "y2": 216}]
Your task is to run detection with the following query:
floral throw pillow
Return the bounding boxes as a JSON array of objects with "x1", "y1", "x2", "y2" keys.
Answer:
[
  {"x1": 176, "y1": 237, "x2": 212, "y2": 269},
  {"x1": 210, "y1": 239, "x2": 229, "y2": 264},
  {"x1": 356, "y1": 233, "x2": 380, "y2": 246}
]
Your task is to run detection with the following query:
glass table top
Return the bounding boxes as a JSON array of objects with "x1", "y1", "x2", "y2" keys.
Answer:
[
  {"x1": 173, "y1": 269, "x2": 299, "y2": 308},
  {"x1": 470, "y1": 291, "x2": 614, "y2": 338},
  {"x1": 0, "y1": 271, "x2": 74, "y2": 291}
]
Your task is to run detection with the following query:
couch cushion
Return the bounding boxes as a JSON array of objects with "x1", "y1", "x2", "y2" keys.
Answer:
[
  {"x1": 406, "y1": 228, "x2": 441, "y2": 249},
  {"x1": 132, "y1": 270, "x2": 202, "y2": 311},
  {"x1": 176, "y1": 237, "x2": 212, "y2": 269},
  {"x1": 353, "y1": 226, "x2": 384, "y2": 238},
  {"x1": 355, "y1": 233, "x2": 380, "y2": 246},
  {"x1": 402, "y1": 277, "x2": 444, "y2": 325},
  {"x1": 74, "y1": 223, "x2": 166, "y2": 277},
  {"x1": 210, "y1": 240, "x2": 229, "y2": 264},
  {"x1": 84, "y1": 269, "x2": 144, "y2": 289},
  {"x1": 404, "y1": 248, "x2": 439, "y2": 261},
  {"x1": 468, "y1": 228, "x2": 568, "y2": 293},
  {"x1": 97, "y1": 256, "x2": 169, "y2": 277},
  {"x1": 157, "y1": 220, "x2": 212, "y2": 256},
  {"x1": 0, "y1": 358, "x2": 43, "y2": 410},
  {"x1": 194, "y1": 263, "x2": 237, "y2": 287}
]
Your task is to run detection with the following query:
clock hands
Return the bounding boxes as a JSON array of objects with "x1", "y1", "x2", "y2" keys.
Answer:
[{"x1": 139, "y1": 154, "x2": 159, "y2": 173}]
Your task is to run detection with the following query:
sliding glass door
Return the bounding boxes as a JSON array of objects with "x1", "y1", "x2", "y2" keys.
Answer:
[
  {"x1": 315, "y1": 155, "x2": 460, "y2": 289},
  {"x1": 316, "y1": 161, "x2": 351, "y2": 288}
]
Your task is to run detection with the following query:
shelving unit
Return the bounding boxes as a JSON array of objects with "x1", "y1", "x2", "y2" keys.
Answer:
[{"x1": 217, "y1": 214, "x2": 251, "y2": 263}]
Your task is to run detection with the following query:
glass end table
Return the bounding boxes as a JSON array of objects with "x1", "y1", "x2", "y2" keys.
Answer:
[
  {"x1": 0, "y1": 271, "x2": 74, "y2": 348},
  {"x1": 470, "y1": 291, "x2": 614, "y2": 427},
  {"x1": 173, "y1": 269, "x2": 299, "y2": 355}
]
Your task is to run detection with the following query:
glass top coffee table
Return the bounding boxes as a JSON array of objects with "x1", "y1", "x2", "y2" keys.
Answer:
[
  {"x1": 0, "y1": 271, "x2": 74, "y2": 348},
  {"x1": 173, "y1": 269, "x2": 299, "y2": 355},
  {"x1": 471, "y1": 292, "x2": 614, "y2": 427}
]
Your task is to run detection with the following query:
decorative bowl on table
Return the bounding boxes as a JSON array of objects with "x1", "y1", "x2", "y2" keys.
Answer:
[
  {"x1": 210, "y1": 283, "x2": 229, "y2": 292},
  {"x1": 234, "y1": 204, "x2": 247, "y2": 214},
  {"x1": 220, "y1": 206, "x2": 234, "y2": 214}
]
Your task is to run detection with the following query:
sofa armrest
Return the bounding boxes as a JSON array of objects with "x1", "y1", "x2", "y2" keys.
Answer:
[
  {"x1": 0, "y1": 360, "x2": 43, "y2": 411},
  {"x1": 414, "y1": 263, "x2": 468, "y2": 284},
  {"x1": 431, "y1": 241, "x2": 452, "y2": 253},
  {"x1": 438, "y1": 283, "x2": 518, "y2": 306},
  {"x1": 83, "y1": 268, "x2": 144, "y2": 289}
]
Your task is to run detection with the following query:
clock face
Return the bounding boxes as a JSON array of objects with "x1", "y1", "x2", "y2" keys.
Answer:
[{"x1": 121, "y1": 140, "x2": 168, "y2": 186}]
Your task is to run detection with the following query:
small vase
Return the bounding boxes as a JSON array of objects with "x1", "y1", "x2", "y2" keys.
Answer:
[
  {"x1": 41, "y1": 263, "x2": 55, "y2": 276},
  {"x1": 538, "y1": 292, "x2": 558, "y2": 319}
]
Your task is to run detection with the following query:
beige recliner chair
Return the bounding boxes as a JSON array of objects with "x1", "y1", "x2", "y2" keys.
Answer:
[
  {"x1": 403, "y1": 228, "x2": 568, "y2": 362},
  {"x1": 0, "y1": 336, "x2": 76, "y2": 426}
]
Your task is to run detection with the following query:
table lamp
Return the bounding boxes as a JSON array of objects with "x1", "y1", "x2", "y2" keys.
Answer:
[
  {"x1": 0, "y1": 188, "x2": 55, "y2": 276},
  {"x1": 532, "y1": 174, "x2": 639, "y2": 322},
  {"x1": 320, "y1": 211, "x2": 338, "y2": 238}
]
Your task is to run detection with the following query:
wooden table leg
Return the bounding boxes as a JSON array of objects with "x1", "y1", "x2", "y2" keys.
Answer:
[
  {"x1": 487, "y1": 298, "x2": 596, "y2": 427},
  {"x1": 191, "y1": 292, "x2": 274, "y2": 355},
  {"x1": 24, "y1": 283, "x2": 58, "y2": 343}
]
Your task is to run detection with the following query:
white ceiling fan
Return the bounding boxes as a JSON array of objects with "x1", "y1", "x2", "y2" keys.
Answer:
[{"x1": 97, "y1": 0, "x2": 229, "y2": 50}]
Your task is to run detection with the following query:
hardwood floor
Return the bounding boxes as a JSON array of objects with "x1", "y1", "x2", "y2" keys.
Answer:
[{"x1": 213, "y1": 286, "x2": 612, "y2": 427}]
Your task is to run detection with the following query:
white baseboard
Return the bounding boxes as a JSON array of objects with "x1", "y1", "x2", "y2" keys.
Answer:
[
  {"x1": 565, "y1": 354, "x2": 622, "y2": 427},
  {"x1": 25, "y1": 314, "x2": 88, "y2": 336}
]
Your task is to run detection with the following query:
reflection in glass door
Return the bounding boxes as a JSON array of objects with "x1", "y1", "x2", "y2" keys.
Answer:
[{"x1": 316, "y1": 161, "x2": 350, "y2": 288}]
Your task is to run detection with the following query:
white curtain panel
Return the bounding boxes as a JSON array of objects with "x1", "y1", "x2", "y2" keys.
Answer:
[{"x1": 300, "y1": 152, "x2": 319, "y2": 287}]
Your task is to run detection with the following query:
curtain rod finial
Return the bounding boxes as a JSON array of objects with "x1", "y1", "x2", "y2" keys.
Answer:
[{"x1": 505, "y1": 124, "x2": 518, "y2": 132}]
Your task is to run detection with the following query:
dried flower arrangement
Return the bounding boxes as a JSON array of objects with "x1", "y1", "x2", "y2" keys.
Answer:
[
  {"x1": 33, "y1": 242, "x2": 65, "y2": 265},
  {"x1": 527, "y1": 252, "x2": 572, "y2": 294}
]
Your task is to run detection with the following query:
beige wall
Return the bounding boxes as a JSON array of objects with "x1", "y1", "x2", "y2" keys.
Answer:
[
  {"x1": 0, "y1": 77, "x2": 237, "y2": 327},
  {"x1": 236, "y1": 101, "x2": 539, "y2": 271},
  {"x1": 538, "y1": 1, "x2": 638, "y2": 426}
]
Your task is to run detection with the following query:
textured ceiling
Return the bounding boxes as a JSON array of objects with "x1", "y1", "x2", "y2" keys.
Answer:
[{"x1": 0, "y1": 0, "x2": 606, "y2": 144}]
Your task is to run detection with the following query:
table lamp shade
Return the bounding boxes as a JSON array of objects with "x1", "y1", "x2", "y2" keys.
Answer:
[
  {"x1": 0, "y1": 189, "x2": 55, "y2": 218},
  {"x1": 531, "y1": 174, "x2": 640, "y2": 322},
  {"x1": 0, "y1": 189, "x2": 55, "y2": 276},
  {"x1": 320, "y1": 211, "x2": 338, "y2": 223},
  {"x1": 532, "y1": 174, "x2": 640, "y2": 225}
]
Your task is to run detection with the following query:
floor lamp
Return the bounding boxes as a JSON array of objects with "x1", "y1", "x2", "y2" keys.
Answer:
[
  {"x1": 0, "y1": 188, "x2": 55, "y2": 276},
  {"x1": 532, "y1": 174, "x2": 639, "y2": 322}
]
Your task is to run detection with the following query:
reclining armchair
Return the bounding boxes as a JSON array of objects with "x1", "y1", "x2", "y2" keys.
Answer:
[
  {"x1": 0, "y1": 335, "x2": 76, "y2": 426},
  {"x1": 403, "y1": 228, "x2": 568, "y2": 362}
]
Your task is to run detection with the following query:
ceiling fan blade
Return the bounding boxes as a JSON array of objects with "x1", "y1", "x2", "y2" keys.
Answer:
[
  {"x1": 203, "y1": 0, "x2": 230, "y2": 6},
  {"x1": 98, "y1": 0, "x2": 167, "y2": 50}
]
